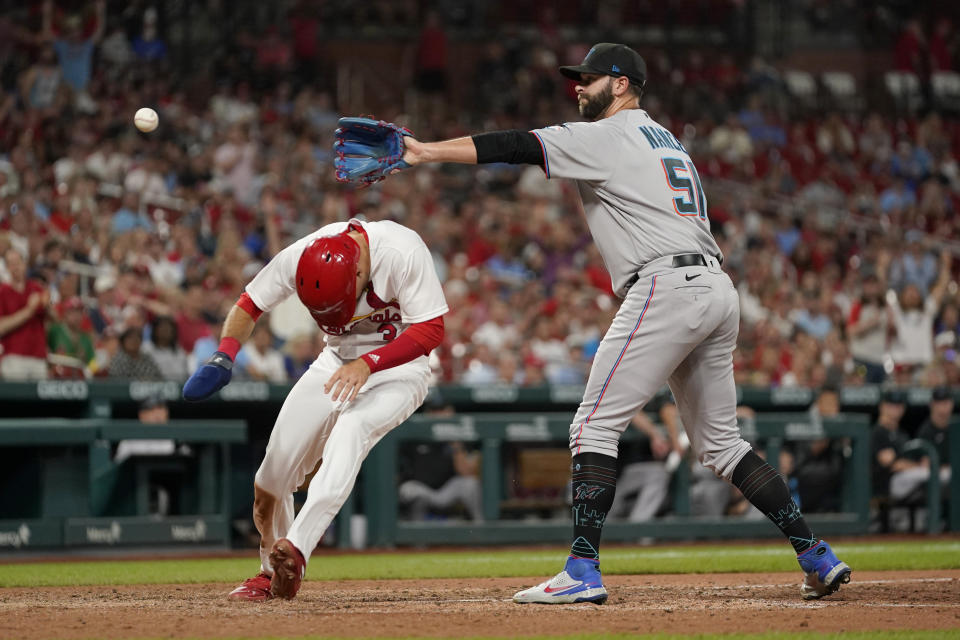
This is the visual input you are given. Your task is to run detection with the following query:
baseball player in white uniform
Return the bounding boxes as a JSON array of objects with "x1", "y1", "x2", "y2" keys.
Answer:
[
  {"x1": 346, "y1": 42, "x2": 851, "y2": 602},
  {"x1": 183, "y1": 219, "x2": 448, "y2": 601}
]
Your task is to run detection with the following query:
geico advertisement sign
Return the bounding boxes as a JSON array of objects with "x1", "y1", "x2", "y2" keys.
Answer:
[
  {"x1": 36, "y1": 381, "x2": 89, "y2": 400},
  {"x1": 129, "y1": 381, "x2": 181, "y2": 401}
]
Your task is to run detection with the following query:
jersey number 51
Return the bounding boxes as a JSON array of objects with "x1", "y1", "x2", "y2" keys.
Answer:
[{"x1": 661, "y1": 157, "x2": 707, "y2": 221}]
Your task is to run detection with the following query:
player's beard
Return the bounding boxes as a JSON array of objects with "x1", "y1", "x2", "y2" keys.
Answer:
[{"x1": 578, "y1": 79, "x2": 614, "y2": 120}]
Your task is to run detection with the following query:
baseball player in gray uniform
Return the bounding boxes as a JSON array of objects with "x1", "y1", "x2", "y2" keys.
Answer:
[{"x1": 343, "y1": 42, "x2": 851, "y2": 603}]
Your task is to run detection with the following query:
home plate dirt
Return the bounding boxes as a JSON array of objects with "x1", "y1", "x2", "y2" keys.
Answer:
[{"x1": 1, "y1": 570, "x2": 958, "y2": 639}]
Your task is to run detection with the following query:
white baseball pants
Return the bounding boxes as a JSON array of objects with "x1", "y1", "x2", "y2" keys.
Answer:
[
  {"x1": 607, "y1": 461, "x2": 670, "y2": 521},
  {"x1": 253, "y1": 349, "x2": 430, "y2": 573},
  {"x1": 570, "y1": 256, "x2": 752, "y2": 480}
]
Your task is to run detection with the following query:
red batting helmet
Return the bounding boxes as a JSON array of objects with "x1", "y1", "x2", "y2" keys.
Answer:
[{"x1": 295, "y1": 233, "x2": 361, "y2": 327}]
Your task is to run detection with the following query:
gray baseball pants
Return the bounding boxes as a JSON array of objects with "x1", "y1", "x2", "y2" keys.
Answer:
[{"x1": 569, "y1": 255, "x2": 752, "y2": 480}]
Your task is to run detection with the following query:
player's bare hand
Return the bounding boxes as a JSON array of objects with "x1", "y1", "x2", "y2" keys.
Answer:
[
  {"x1": 402, "y1": 136, "x2": 425, "y2": 166},
  {"x1": 324, "y1": 358, "x2": 371, "y2": 402},
  {"x1": 650, "y1": 435, "x2": 670, "y2": 460}
]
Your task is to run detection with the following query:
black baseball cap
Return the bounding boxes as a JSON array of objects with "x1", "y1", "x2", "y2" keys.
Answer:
[
  {"x1": 931, "y1": 385, "x2": 953, "y2": 402},
  {"x1": 139, "y1": 394, "x2": 167, "y2": 411},
  {"x1": 881, "y1": 389, "x2": 906, "y2": 405},
  {"x1": 559, "y1": 43, "x2": 647, "y2": 88}
]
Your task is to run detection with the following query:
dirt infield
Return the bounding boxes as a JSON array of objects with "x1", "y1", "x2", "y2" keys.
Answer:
[{"x1": 1, "y1": 570, "x2": 958, "y2": 639}]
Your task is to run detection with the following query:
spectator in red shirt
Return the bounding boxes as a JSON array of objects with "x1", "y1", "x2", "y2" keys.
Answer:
[
  {"x1": 0, "y1": 248, "x2": 49, "y2": 380},
  {"x1": 288, "y1": 0, "x2": 319, "y2": 83},
  {"x1": 929, "y1": 17, "x2": 955, "y2": 72},
  {"x1": 256, "y1": 26, "x2": 292, "y2": 76},
  {"x1": 175, "y1": 282, "x2": 213, "y2": 353},
  {"x1": 415, "y1": 10, "x2": 448, "y2": 93},
  {"x1": 413, "y1": 10, "x2": 448, "y2": 124},
  {"x1": 894, "y1": 19, "x2": 928, "y2": 75}
]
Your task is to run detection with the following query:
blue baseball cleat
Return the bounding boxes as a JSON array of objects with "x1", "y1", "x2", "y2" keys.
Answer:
[
  {"x1": 797, "y1": 540, "x2": 852, "y2": 600},
  {"x1": 513, "y1": 556, "x2": 608, "y2": 604}
]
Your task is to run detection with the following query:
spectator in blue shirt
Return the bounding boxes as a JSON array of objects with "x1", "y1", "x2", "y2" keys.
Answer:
[
  {"x1": 889, "y1": 231, "x2": 939, "y2": 295},
  {"x1": 45, "y1": 0, "x2": 105, "y2": 95},
  {"x1": 890, "y1": 139, "x2": 933, "y2": 186},
  {"x1": 132, "y1": 8, "x2": 167, "y2": 62},
  {"x1": 775, "y1": 215, "x2": 801, "y2": 256},
  {"x1": 111, "y1": 191, "x2": 154, "y2": 235},
  {"x1": 793, "y1": 291, "x2": 834, "y2": 340},
  {"x1": 878, "y1": 176, "x2": 916, "y2": 214}
]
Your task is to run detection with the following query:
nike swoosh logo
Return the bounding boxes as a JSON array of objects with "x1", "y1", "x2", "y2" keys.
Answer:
[
  {"x1": 544, "y1": 581, "x2": 582, "y2": 594},
  {"x1": 685, "y1": 273, "x2": 702, "y2": 281}
]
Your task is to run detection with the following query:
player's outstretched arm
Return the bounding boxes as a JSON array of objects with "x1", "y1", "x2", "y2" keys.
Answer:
[
  {"x1": 334, "y1": 117, "x2": 544, "y2": 185},
  {"x1": 402, "y1": 136, "x2": 478, "y2": 166},
  {"x1": 404, "y1": 130, "x2": 546, "y2": 168},
  {"x1": 182, "y1": 297, "x2": 260, "y2": 401}
]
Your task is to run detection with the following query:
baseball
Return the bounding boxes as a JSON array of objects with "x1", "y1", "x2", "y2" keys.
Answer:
[{"x1": 134, "y1": 107, "x2": 159, "y2": 133}]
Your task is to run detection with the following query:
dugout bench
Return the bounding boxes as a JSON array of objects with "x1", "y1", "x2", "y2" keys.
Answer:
[
  {"x1": 0, "y1": 419, "x2": 245, "y2": 548},
  {"x1": 0, "y1": 380, "x2": 956, "y2": 549},
  {"x1": 357, "y1": 412, "x2": 876, "y2": 547}
]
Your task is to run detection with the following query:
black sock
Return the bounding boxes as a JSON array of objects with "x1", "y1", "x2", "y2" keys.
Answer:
[
  {"x1": 569, "y1": 452, "x2": 618, "y2": 560},
  {"x1": 731, "y1": 450, "x2": 817, "y2": 554}
]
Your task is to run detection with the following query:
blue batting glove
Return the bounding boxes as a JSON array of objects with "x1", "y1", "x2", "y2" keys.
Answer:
[{"x1": 182, "y1": 351, "x2": 234, "y2": 401}]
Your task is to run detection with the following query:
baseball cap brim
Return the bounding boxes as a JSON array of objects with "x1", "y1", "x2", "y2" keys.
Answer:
[
  {"x1": 559, "y1": 64, "x2": 645, "y2": 87},
  {"x1": 559, "y1": 65, "x2": 600, "y2": 82}
]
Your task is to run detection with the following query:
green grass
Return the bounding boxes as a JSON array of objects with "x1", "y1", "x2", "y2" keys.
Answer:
[{"x1": 0, "y1": 539, "x2": 957, "y2": 588}]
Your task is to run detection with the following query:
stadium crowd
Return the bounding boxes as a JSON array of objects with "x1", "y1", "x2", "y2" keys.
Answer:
[{"x1": 0, "y1": 1, "x2": 958, "y2": 398}]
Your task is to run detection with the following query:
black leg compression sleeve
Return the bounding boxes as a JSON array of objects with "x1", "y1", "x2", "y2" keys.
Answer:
[
  {"x1": 731, "y1": 450, "x2": 817, "y2": 554},
  {"x1": 569, "y1": 452, "x2": 618, "y2": 559}
]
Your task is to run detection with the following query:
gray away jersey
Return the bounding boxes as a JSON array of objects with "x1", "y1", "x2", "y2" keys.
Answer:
[{"x1": 532, "y1": 109, "x2": 722, "y2": 298}]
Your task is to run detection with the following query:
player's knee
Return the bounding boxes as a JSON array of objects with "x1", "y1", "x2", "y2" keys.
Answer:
[
  {"x1": 695, "y1": 451, "x2": 724, "y2": 479},
  {"x1": 330, "y1": 415, "x2": 367, "y2": 443},
  {"x1": 254, "y1": 459, "x2": 294, "y2": 496},
  {"x1": 332, "y1": 415, "x2": 388, "y2": 452},
  {"x1": 254, "y1": 466, "x2": 279, "y2": 495},
  {"x1": 567, "y1": 428, "x2": 620, "y2": 457},
  {"x1": 695, "y1": 437, "x2": 752, "y2": 481}
]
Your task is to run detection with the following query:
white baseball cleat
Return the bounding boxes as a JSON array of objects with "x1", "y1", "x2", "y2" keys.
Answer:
[{"x1": 513, "y1": 556, "x2": 608, "y2": 604}]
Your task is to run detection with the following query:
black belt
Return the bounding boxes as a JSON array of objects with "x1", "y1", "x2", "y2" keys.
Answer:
[
  {"x1": 623, "y1": 253, "x2": 722, "y2": 292},
  {"x1": 671, "y1": 253, "x2": 708, "y2": 268}
]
